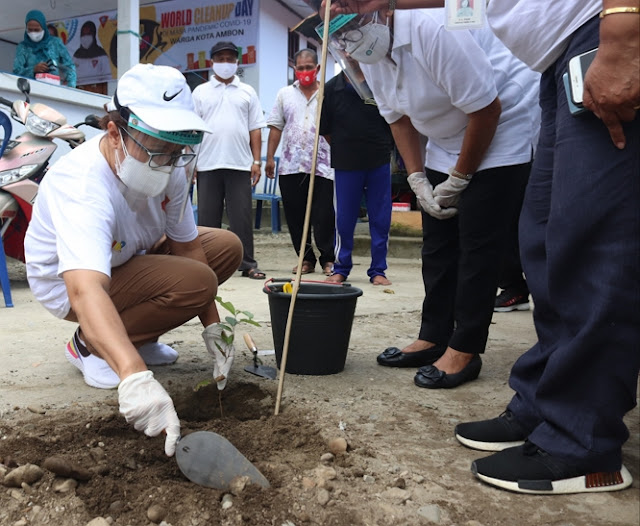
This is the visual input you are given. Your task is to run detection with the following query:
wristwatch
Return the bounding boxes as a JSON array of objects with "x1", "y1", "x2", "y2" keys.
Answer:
[
  {"x1": 449, "y1": 167, "x2": 473, "y2": 180},
  {"x1": 253, "y1": 160, "x2": 262, "y2": 166}
]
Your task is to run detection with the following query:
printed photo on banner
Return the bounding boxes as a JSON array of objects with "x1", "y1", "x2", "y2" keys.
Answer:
[
  {"x1": 50, "y1": 0, "x2": 260, "y2": 87},
  {"x1": 444, "y1": 0, "x2": 485, "y2": 30}
]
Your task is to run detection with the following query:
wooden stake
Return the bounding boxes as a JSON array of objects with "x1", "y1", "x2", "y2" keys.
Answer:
[{"x1": 275, "y1": 0, "x2": 333, "y2": 416}]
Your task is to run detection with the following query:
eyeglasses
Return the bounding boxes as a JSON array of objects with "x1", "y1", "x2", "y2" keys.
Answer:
[
  {"x1": 334, "y1": 29, "x2": 364, "y2": 51},
  {"x1": 120, "y1": 127, "x2": 196, "y2": 168}
]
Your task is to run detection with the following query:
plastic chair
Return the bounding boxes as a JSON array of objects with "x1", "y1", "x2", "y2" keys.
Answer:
[
  {"x1": 253, "y1": 156, "x2": 282, "y2": 234},
  {"x1": 0, "y1": 112, "x2": 13, "y2": 307}
]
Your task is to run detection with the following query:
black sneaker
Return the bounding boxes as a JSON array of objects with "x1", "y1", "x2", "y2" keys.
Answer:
[
  {"x1": 455, "y1": 410, "x2": 529, "y2": 451},
  {"x1": 471, "y1": 441, "x2": 633, "y2": 494},
  {"x1": 494, "y1": 289, "x2": 530, "y2": 312}
]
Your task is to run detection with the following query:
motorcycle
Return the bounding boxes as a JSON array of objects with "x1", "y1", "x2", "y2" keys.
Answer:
[{"x1": 0, "y1": 78, "x2": 100, "y2": 262}]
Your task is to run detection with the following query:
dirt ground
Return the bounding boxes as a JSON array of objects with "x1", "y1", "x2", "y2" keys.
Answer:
[{"x1": 1, "y1": 234, "x2": 638, "y2": 526}]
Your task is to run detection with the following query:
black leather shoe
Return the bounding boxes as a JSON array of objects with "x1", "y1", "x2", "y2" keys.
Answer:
[
  {"x1": 414, "y1": 354, "x2": 482, "y2": 389},
  {"x1": 376, "y1": 344, "x2": 446, "y2": 368}
]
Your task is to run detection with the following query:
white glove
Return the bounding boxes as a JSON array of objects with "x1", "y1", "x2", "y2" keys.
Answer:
[
  {"x1": 407, "y1": 172, "x2": 458, "y2": 220},
  {"x1": 118, "y1": 371, "x2": 181, "y2": 457},
  {"x1": 202, "y1": 323, "x2": 236, "y2": 391},
  {"x1": 433, "y1": 169, "x2": 472, "y2": 208}
]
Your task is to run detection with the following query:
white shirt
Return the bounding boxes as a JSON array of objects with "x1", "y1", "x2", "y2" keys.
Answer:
[
  {"x1": 74, "y1": 54, "x2": 111, "y2": 85},
  {"x1": 361, "y1": 9, "x2": 540, "y2": 174},
  {"x1": 487, "y1": 0, "x2": 600, "y2": 72},
  {"x1": 266, "y1": 81, "x2": 333, "y2": 180},
  {"x1": 24, "y1": 135, "x2": 198, "y2": 319},
  {"x1": 192, "y1": 76, "x2": 266, "y2": 171}
]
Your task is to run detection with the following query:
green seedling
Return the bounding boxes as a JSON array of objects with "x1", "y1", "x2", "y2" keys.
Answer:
[{"x1": 194, "y1": 296, "x2": 261, "y2": 393}]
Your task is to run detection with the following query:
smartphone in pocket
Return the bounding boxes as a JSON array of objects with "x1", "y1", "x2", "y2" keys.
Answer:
[
  {"x1": 568, "y1": 48, "x2": 597, "y2": 106},
  {"x1": 563, "y1": 73, "x2": 586, "y2": 116}
]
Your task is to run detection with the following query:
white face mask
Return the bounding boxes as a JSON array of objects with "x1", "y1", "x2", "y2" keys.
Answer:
[
  {"x1": 212, "y1": 62, "x2": 238, "y2": 80},
  {"x1": 80, "y1": 35, "x2": 93, "y2": 49},
  {"x1": 115, "y1": 135, "x2": 172, "y2": 199},
  {"x1": 344, "y1": 16, "x2": 391, "y2": 65},
  {"x1": 28, "y1": 30, "x2": 45, "y2": 43}
]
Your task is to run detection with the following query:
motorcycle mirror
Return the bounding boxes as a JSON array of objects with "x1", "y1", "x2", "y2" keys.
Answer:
[
  {"x1": 84, "y1": 114, "x2": 102, "y2": 129},
  {"x1": 17, "y1": 78, "x2": 31, "y2": 103}
]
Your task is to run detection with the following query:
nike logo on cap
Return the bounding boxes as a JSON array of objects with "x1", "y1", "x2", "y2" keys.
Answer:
[{"x1": 163, "y1": 89, "x2": 182, "y2": 101}]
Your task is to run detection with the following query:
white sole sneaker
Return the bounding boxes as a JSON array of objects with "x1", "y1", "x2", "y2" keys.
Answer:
[
  {"x1": 494, "y1": 303, "x2": 530, "y2": 312},
  {"x1": 455, "y1": 434, "x2": 525, "y2": 451},
  {"x1": 474, "y1": 464, "x2": 633, "y2": 495},
  {"x1": 65, "y1": 339, "x2": 120, "y2": 389},
  {"x1": 138, "y1": 342, "x2": 179, "y2": 365}
]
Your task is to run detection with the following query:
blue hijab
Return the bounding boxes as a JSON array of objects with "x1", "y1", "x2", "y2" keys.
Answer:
[{"x1": 22, "y1": 10, "x2": 50, "y2": 50}]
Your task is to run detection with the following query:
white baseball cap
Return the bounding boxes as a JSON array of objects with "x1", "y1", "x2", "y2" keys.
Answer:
[{"x1": 107, "y1": 63, "x2": 211, "y2": 145}]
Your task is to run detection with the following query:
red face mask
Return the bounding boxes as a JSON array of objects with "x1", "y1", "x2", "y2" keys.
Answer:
[{"x1": 295, "y1": 68, "x2": 318, "y2": 87}]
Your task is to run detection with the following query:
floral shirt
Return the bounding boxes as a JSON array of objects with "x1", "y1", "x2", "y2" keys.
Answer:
[{"x1": 266, "y1": 81, "x2": 333, "y2": 180}]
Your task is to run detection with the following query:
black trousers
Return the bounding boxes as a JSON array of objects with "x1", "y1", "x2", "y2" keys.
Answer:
[
  {"x1": 498, "y1": 164, "x2": 530, "y2": 294},
  {"x1": 278, "y1": 172, "x2": 335, "y2": 268},
  {"x1": 196, "y1": 169, "x2": 257, "y2": 271},
  {"x1": 418, "y1": 163, "x2": 531, "y2": 354}
]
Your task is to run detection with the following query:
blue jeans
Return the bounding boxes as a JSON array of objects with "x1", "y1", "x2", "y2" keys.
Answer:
[{"x1": 507, "y1": 15, "x2": 640, "y2": 471}]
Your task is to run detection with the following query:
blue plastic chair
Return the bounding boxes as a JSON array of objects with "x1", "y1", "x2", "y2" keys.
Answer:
[
  {"x1": 0, "y1": 112, "x2": 14, "y2": 307},
  {"x1": 253, "y1": 156, "x2": 282, "y2": 234}
]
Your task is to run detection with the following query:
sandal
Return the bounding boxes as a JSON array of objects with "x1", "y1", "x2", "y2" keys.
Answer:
[
  {"x1": 323, "y1": 263, "x2": 334, "y2": 276},
  {"x1": 292, "y1": 261, "x2": 315, "y2": 275},
  {"x1": 241, "y1": 268, "x2": 266, "y2": 280}
]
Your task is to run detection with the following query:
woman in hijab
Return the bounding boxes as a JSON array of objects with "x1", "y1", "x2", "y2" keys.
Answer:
[
  {"x1": 13, "y1": 10, "x2": 76, "y2": 87},
  {"x1": 73, "y1": 21, "x2": 111, "y2": 85}
]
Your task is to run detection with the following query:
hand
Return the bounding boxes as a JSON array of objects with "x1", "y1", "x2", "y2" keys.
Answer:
[
  {"x1": 433, "y1": 170, "x2": 471, "y2": 208},
  {"x1": 582, "y1": 21, "x2": 640, "y2": 149},
  {"x1": 265, "y1": 158, "x2": 276, "y2": 179},
  {"x1": 407, "y1": 172, "x2": 458, "y2": 220},
  {"x1": 250, "y1": 164, "x2": 261, "y2": 187},
  {"x1": 34, "y1": 62, "x2": 50, "y2": 74},
  {"x1": 202, "y1": 323, "x2": 236, "y2": 390},
  {"x1": 321, "y1": 0, "x2": 389, "y2": 17},
  {"x1": 118, "y1": 371, "x2": 181, "y2": 456}
]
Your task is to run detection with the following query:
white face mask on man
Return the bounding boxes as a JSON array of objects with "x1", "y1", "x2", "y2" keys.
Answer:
[
  {"x1": 28, "y1": 30, "x2": 45, "y2": 43},
  {"x1": 344, "y1": 14, "x2": 391, "y2": 65},
  {"x1": 212, "y1": 62, "x2": 238, "y2": 80},
  {"x1": 115, "y1": 134, "x2": 172, "y2": 199}
]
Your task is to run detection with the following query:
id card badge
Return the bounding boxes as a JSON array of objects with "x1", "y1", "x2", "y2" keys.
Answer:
[{"x1": 445, "y1": 0, "x2": 485, "y2": 30}]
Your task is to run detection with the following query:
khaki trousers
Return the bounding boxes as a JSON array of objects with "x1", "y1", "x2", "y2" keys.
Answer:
[{"x1": 66, "y1": 227, "x2": 242, "y2": 346}]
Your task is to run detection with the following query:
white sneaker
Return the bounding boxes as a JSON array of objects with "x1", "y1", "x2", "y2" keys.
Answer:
[
  {"x1": 138, "y1": 342, "x2": 179, "y2": 365},
  {"x1": 65, "y1": 335, "x2": 120, "y2": 389}
]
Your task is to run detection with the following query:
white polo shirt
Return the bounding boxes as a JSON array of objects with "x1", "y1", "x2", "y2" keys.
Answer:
[
  {"x1": 487, "y1": 0, "x2": 600, "y2": 72},
  {"x1": 24, "y1": 134, "x2": 197, "y2": 319},
  {"x1": 192, "y1": 76, "x2": 266, "y2": 171},
  {"x1": 361, "y1": 9, "x2": 540, "y2": 174}
]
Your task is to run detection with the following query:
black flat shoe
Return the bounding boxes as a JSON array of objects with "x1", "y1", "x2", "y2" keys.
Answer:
[
  {"x1": 414, "y1": 354, "x2": 482, "y2": 389},
  {"x1": 377, "y1": 344, "x2": 446, "y2": 368}
]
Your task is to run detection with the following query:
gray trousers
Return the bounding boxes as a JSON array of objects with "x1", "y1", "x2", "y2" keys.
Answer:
[{"x1": 197, "y1": 168, "x2": 257, "y2": 271}]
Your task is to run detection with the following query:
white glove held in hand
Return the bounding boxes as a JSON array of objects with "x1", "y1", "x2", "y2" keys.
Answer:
[
  {"x1": 118, "y1": 371, "x2": 180, "y2": 457},
  {"x1": 433, "y1": 169, "x2": 471, "y2": 208},
  {"x1": 202, "y1": 323, "x2": 236, "y2": 391},
  {"x1": 407, "y1": 172, "x2": 458, "y2": 220}
]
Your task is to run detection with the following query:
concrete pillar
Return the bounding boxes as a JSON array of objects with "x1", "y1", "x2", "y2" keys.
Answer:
[{"x1": 117, "y1": 0, "x2": 139, "y2": 78}]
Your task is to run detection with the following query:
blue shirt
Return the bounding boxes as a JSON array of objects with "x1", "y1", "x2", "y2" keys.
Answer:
[{"x1": 13, "y1": 37, "x2": 77, "y2": 88}]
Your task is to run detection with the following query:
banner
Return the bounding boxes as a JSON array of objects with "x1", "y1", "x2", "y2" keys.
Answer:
[{"x1": 50, "y1": 0, "x2": 259, "y2": 86}]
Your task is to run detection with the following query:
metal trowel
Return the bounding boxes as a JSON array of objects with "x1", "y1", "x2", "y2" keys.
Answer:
[
  {"x1": 243, "y1": 333, "x2": 277, "y2": 379},
  {"x1": 176, "y1": 431, "x2": 270, "y2": 490}
]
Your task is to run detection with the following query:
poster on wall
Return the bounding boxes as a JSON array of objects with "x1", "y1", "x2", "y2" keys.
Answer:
[{"x1": 49, "y1": 0, "x2": 259, "y2": 86}]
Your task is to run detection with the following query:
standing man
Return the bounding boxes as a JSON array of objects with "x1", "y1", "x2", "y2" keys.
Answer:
[
  {"x1": 266, "y1": 49, "x2": 335, "y2": 276},
  {"x1": 320, "y1": 67, "x2": 394, "y2": 285},
  {"x1": 193, "y1": 41, "x2": 266, "y2": 280}
]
